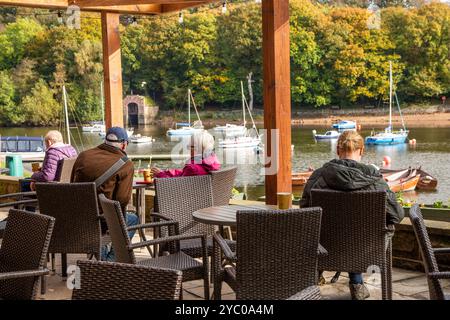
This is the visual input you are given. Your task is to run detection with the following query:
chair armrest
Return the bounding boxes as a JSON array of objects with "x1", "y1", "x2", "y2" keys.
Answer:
[
  {"x1": 0, "y1": 268, "x2": 49, "y2": 280},
  {"x1": 428, "y1": 271, "x2": 450, "y2": 280},
  {"x1": 213, "y1": 232, "x2": 236, "y2": 262},
  {"x1": 0, "y1": 199, "x2": 38, "y2": 208},
  {"x1": 126, "y1": 220, "x2": 178, "y2": 232},
  {"x1": 433, "y1": 248, "x2": 450, "y2": 255},
  {"x1": 318, "y1": 244, "x2": 328, "y2": 256},
  {"x1": 128, "y1": 233, "x2": 206, "y2": 251},
  {"x1": 287, "y1": 286, "x2": 322, "y2": 300},
  {"x1": 0, "y1": 191, "x2": 36, "y2": 199},
  {"x1": 150, "y1": 212, "x2": 172, "y2": 221}
]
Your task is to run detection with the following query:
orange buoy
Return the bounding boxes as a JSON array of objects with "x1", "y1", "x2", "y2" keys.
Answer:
[
  {"x1": 383, "y1": 156, "x2": 392, "y2": 165},
  {"x1": 409, "y1": 139, "x2": 417, "y2": 145},
  {"x1": 357, "y1": 124, "x2": 362, "y2": 131}
]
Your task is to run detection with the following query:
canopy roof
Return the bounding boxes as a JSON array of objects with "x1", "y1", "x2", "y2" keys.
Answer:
[{"x1": 0, "y1": 0, "x2": 215, "y2": 15}]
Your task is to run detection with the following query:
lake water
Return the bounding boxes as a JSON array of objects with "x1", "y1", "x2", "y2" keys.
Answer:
[{"x1": 1, "y1": 124, "x2": 449, "y2": 205}]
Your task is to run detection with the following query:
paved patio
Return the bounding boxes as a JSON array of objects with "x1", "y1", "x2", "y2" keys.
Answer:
[{"x1": 1, "y1": 209, "x2": 448, "y2": 300}]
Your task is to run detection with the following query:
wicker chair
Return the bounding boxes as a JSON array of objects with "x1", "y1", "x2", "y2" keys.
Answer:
[
  {"x1": 35, "y1": 183, "x2": 102, "y2": 278},
  {"x1": 409, "y1": 204, "x2": 450, "y2": 300},
  {"x1": 210, "y1": 166, "x2": 238, "y2": 206},
  {"x1": 0, "y1": 209, "x2": 55, "y2": 300},
  {"x1": 310, "y1": 189, "x2": 393, "y2": 300},
  {"x1": 212, "y1": 207, "x2": 322, "y2": 300},
  {"x1": 287, "y1": 286, "x2": 322, "y2": 300},
  {"x1": 154, "y1": 175, "x2": 235, "y2": 258},
  {"x1": 72, "y1": 260, "x2": 182, "y2": 300},
  {"x1": 98, "y1": 194, "x2": 210, "y2": 299},
  {"x1": 57, "y1": 157, "x2": 77, "y2": 183}
]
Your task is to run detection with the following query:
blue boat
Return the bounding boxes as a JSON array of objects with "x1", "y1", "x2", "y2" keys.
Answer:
[
  {"x1": 332, "y1": 120, "x2": 356, "y2": 130},
  {"x1": 365, "y1": 62, "x2": 409, "y2": 146},
  {"x1": 365, "y1": 128, "x2": 409, "y2": 145}
]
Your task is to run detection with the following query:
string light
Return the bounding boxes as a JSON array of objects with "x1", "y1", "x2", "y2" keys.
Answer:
[
  {"x1": 178, "y1": 12, "x2": 184, "y2": 24},
  {"x1": 57, "y1": 11, "x2": 63, "y2": 24},
  {"x1": 255, "y1": 0, "x2": 262, "y2": 3},
  {"x1": 131, "y1": 16, "x2": 138, "y2": 26},
  {"x1": 221, "y1": 1, "x2": 227, "y2": 14}
]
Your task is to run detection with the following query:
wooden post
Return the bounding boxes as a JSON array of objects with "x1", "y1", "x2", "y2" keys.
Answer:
[
  {"x1": 101, "y1": 12, "x2": 124, "y2": 129},
  {"x1": 262, "y1": 0, "x2": 292, "y2": 205}
]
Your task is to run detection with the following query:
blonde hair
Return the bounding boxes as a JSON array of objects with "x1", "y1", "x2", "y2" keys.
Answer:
[
  {"x1": 337, "y1": 130, "x2": 364, "y2": 153},
  {"x1": 45, "y1": 130, "x2": 64, "y2": 144}
]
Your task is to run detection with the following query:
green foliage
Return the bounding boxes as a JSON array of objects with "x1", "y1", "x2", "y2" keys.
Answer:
[
  {"x1": 20, "y1": 80, "x2": 60, "y2": 126},
  {"x1": 0, "y1": 1, "x2": 449, "y2": 126}
]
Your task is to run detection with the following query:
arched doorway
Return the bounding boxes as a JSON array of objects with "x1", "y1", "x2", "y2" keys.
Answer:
[{"x1": 128, "y1": 102, "x2": 138, "y2": 126}]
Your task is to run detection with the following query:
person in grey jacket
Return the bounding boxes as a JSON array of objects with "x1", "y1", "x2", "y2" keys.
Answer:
[{"x1": 300, "y1": 130, "x2": 404, "y2": 300}]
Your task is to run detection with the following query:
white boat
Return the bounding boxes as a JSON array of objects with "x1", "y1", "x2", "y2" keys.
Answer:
[
  {"x1": 82, "y1": 124, "x2": 105, "y2": 133},
  {"x1": 167, "y1": 89, "x2": 204, "y2": 137},
  {"x1": 218, "y1": 81, "x2": 262, "y2": 149},
  {"x1": 99, "y1": 128, "x2": 134, "y2": 139},
  {"x1": 129, "y1": 134, "x2": 153, "y2": 144},
  {"x1": 219, "y1": 136, "x2": 262, "y2": 148},
  {"x1": 214, "y1": 123, "x2": 247, "y2": 136},
  {"x1": 314, "y1": 130, "x2": 340, "y2": 140},
  {"x1": 365, "y1": 61, "x2": 409, "y2": 145},
  {"x1": 0, "y1": 136, "x2": 46, "y2": 161}
]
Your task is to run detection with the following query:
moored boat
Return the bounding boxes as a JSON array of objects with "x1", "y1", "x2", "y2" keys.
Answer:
[
  {"x1": 292, "y1": 171, "x2": 314, "y2": 186},
  {"x1": 313, "y1": 130, "x2": 339, "y2": 140},
  {"x1": 381, "y1": 167, "x2": 437, "y2": 191},
  {"x1": 382, "y1": 168, "x2": 420, "y2": 193},
  {"x1": 129, "y1": 134, "x2": 153, "y2": 144},
  {"x1": 332, "y1": 120, "x2": 356, "y2": 130}
]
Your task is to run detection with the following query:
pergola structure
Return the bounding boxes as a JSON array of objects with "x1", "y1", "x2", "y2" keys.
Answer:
[{"x1": 0, "y1": 0, "x2": 292, "y2": 204}]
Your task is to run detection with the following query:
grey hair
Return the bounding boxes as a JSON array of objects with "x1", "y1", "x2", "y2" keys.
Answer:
[
  {"x1": 190, "y1": 131, "x2": 215, "y2": 154},
  {"x1": 105, "y1": 134, "x2": 123, "y2": 149},
  {"x1": 45, "y1": 130, "x2": 64, "y2": 144}
]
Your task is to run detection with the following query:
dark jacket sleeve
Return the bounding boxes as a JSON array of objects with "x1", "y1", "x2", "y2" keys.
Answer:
[
  {"x1": 376, "y1": 178, "x2": 405, "y2": 224},
  {"x1": 114, "y1": 162, "x2": 134, "y2": 213}
]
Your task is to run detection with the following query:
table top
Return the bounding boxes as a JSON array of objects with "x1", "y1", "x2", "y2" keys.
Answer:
[
  {"x1": 192, "y1": 204, "x2": 278, "y2": 226},
  {"x1": 132, "y1": 180, "x2": 154, "y2": 189}
]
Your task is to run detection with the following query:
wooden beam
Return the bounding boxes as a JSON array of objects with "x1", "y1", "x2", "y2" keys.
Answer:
[
  {"x1": 101, "y1": 12, "x2": 124, "y2": 129},
  {"x1": 262, "y1": 0, "x2": 292, "y2": 205},
  {"x1": 162, "y1": 1, "x2": 206, "y2": 13},
  {"x1": 71, "y1": 0, "x2": 204, "y2": 6}
]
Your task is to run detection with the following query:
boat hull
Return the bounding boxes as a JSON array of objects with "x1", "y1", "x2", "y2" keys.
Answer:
[
  {"x1": 365, "y1": 135, "x2": 408, "y2": 145},
  {"x1": 292, "y1": 171, "x2": 313, "y2": 186},
  {"x1": 388, "y1": 174, "x2": 420, "y2": 193}
]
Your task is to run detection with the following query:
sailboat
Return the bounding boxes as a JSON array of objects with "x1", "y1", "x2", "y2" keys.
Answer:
[
  {"x1": 218, "y1": 82, "x2": 262, "y2": 149},
  {"x1": 214, "y1": 82, "x2": 247, "y2": 137},
  {"x1": 166, "y1": 89, "x2": 204, "y2": 136},
  {"x1": 365, "y1": 61, "x2": 409, "y2": 145}
]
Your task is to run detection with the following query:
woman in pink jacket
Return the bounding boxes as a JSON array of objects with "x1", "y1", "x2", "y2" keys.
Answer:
[{"x1": 151, "y1": 131, "x2": 220, "y2": 178}]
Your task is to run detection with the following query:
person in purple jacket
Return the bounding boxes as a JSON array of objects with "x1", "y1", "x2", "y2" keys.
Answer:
[{"x1": 30, "y1": 130, "x2": 77, "y2": 190}]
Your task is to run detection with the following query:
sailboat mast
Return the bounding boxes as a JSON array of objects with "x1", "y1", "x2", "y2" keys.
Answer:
[
  {"x1": 389, "y1": 61, "x2": 393, "y2": 130},
  {"x1": 63, "y1": 85, "x2": 71, "y2": 145},
  {"x1": 241, "y1": 81, "x2": 246, "y2": 126},
  {"x1": 100, "y1": 81, "x2": 105, "y2": 126},
  {"x1": 188, "y1": 89, "x2": 191, "y2": 125}
]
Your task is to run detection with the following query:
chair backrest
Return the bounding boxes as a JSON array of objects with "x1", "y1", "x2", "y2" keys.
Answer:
[
  {"x1": 72, "y1": 260, "x2": 182, "y2": 300},
  {"x1": 235, "y1": 207, "x2": 322, "y2": 300},
  {"x1": 56, "y1": 157, "x2": 77, "y2": 183},
  {"x1": 154, "y1": 175, "x2": 214, "y2": 236},
  {"x1": 310, "y1": 189, "x2": 387, "y2": 273},
  {"x1": 0, "y1": 209, "x2": 55, "y2": 300},
  {"x1": 35, "y1": 183, "x2": 101, "y2": 257},
  {"x1": 409, "y1": 204, "x2": 445, "y2": 300},
  {"x1": 98, "y1": 194, "x2": 135, "y2": 264},
  {"x1": 210, "y1": 166, "x2": 237, "y2": 206}
]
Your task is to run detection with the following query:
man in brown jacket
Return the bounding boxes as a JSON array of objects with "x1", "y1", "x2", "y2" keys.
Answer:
[{"x1": 71, "y1": 127, "x2": 138, "y2": 261}]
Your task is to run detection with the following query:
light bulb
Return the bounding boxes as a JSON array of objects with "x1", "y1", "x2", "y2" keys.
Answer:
[
  {"x1": 221, "y1": 2, "x2": 227, "y2": 14},
  {"x1": 131, "y1": 16, "x2": 138, "y2": 26},
  {"x1": 255, "y1": 0, "x2": 262, "y2": 3},
  {"x1": 178, "y1": 12, "x2": 184, "y2": 24}
]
